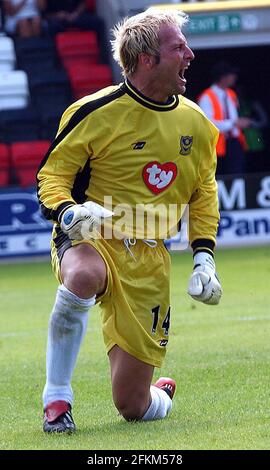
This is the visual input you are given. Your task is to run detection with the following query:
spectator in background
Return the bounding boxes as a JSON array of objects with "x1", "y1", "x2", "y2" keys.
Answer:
[
  {"x1": 3, "y1": 0, "x2": 45, "y2": 37},
  {"x1": 237, "y1": 86, "x2": 269, "y2": 173},
  {"x1": 42, "y1": 0, "x2": 108, "y2": 62},
  {"x1": 198, "y1": 62, "x2": 251, "y2": 175}
]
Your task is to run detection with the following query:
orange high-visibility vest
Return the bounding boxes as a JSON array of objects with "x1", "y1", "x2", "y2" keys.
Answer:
[{"x1": 200, "y1": 88, "x2": 247, "y2": 157}]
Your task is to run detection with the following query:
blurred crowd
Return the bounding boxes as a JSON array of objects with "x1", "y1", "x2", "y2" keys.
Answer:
[
  {"x1": 0, "y1": 1, "x2": 269, "y2": 186},
  {"x1": 1, "y1": 1, "x2": 102, "y2": 38}
]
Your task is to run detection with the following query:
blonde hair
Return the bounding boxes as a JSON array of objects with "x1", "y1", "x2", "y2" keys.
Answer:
[{"x1": 111, "y1": 8, "x2": 188, "y2": 77}]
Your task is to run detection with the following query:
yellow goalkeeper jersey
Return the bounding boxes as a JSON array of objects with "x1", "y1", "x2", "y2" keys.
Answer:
[{"x1": 37, "y1": 80, "x2": 219, "y2": 244}]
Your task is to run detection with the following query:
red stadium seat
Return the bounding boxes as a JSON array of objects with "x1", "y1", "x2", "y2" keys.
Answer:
[
  {"x1": 0, "y1": 143, "x2": 10, "y2": 186},
  {"x1": 85, "y1": 0, "x2": 96, "y2": 12},
  {"x1": 67, "y1": 63, "x2": 113, "y2": 99},
  {"x1": 55, "y1": 31, "x2": 100, "y2": 68},
  {"x1": 10, "y1": 140, "x2": 51, "y2": 187}
]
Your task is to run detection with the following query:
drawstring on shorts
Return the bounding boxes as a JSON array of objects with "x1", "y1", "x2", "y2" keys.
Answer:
[{"x1": 124, "y1": 238, "x2": 158, "y2": 259}]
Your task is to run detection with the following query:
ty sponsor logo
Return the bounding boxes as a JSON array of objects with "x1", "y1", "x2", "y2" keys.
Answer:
[{"x1": 143, "y1": 161, "x2": 177, "y2": 194}]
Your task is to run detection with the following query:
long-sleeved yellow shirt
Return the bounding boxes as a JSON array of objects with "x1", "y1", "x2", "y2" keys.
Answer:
[{"x1": 37, "y1": 80, "x2": 219, "y2": 248}]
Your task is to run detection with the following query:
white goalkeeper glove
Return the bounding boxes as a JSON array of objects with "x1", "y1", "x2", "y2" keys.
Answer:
[
  {"x1": 60, "y1": 201, "x2": 114, "y2": 240},
  {"x1": 188, "y1": 252, "x2": 222, "y2": 305}
]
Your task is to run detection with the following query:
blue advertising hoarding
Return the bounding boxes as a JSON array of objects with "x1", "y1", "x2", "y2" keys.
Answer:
[
  {"x1": 0, "y1": 174, "x2": 270, "y2": 259},
  {"x1": 0, "y1": 188, "x2": 51, "y2": 258}
]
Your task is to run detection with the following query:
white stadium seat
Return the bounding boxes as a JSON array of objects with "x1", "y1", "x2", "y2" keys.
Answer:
[
  {"x1": 0, "y1": 70, "x2": 29, "y2": 110},
  {"x1": 0, "y1": 35, "x2": 16, "y2": 72}
]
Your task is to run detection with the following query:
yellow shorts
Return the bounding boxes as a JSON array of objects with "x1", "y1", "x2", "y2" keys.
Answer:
[{"x1": 51, "y1": 228, "x2": 171, "y2": 368}]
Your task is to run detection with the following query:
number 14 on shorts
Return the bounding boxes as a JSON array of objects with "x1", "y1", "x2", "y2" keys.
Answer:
[{"x1": 151, "y1": 305, "x2": 171, "y2": 335}]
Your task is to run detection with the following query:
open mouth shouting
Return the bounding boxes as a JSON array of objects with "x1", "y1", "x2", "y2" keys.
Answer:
[{"x1": 178, "y1": 64, "x2": 190, "y2": 85}]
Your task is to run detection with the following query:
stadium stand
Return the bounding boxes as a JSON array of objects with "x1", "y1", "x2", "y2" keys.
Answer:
[
  {"x1": 0, "y1": 69, "x2": 29, "y2": 110},
  {"x1": 10, "y1": 140, "x2": 51, "y2": 187},
  {"x1": 0, "y1": 106, "x2": 40, "y2": 143},
  {"x1": 29, "y1": 68, "x2": 72, "y2": 112},
  {"x1": 14, "y1": 36, "x2": 56, "y2": 70},
  {"x1": 39, "y1": 105, "x2": 65, "y2": 140},
  {"x1": 0, "y1": 142, "x2": 10, "y2": 186},
  {"x1": 55, "y1": 31, "x2": 100, "y2": 68},
  {"x1": 0, "y1": 0, "x2": 114, "y2": 187},
  {"x1": 67, "y1": 63, "x2": 112, "y2": 99},
  {"x1": 0, "y1": 34, "x2": 15, "y2": 71},
  {"x1": 85, "y1": 0, "x2": 96, "y2": 12}
]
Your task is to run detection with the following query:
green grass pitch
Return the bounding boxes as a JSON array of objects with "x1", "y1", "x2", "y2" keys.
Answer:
[{"x1": 0, "y1": 246, "x2": 269, "y2": 450}]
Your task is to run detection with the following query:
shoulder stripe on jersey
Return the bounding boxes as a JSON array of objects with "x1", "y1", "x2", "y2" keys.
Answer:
[
  {"x1": 37, "y1": 86, "x2": 125, "y2": 176},
  {"x1": 37, "y1": 86, "x2": 125, "y2": 221}
]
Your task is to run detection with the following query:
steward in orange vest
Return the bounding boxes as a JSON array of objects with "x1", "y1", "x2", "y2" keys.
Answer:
[{"x1": 199, "y1": 87, "x2": 247, "y2": 158}]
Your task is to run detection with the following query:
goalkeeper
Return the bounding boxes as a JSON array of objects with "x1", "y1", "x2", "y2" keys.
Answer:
[{"x1": 37, "y1": 7, "x2": 222, "y2": 434}]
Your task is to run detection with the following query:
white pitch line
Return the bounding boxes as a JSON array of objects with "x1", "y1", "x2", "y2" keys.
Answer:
[{"x1": 0, "y1": 326, "x2": 99, "y2": 338}]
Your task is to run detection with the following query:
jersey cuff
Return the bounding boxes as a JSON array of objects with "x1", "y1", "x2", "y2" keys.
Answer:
[
  {"x1": 191, "y1": 238, "x2": 215, "y2": 258},
  {"x1": 57, "y1": 202, "x2": 75, "y2": 223}
]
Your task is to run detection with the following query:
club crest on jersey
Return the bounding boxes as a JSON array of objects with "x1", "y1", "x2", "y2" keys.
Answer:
[
  {"x1": 142, "y1": 161, "x2": 177, "y2": 194},
  {"x1": 180, "y1": 135, "x2": 193, "y2": 155}
]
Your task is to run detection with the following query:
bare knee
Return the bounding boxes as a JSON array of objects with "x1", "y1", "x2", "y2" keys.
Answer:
[
  {"x1": 64, "y1": 267, "x2": 103, "y2": 298},
  {"x1": 61, "y1": 244, "x2": 107, "y2": 298}
]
